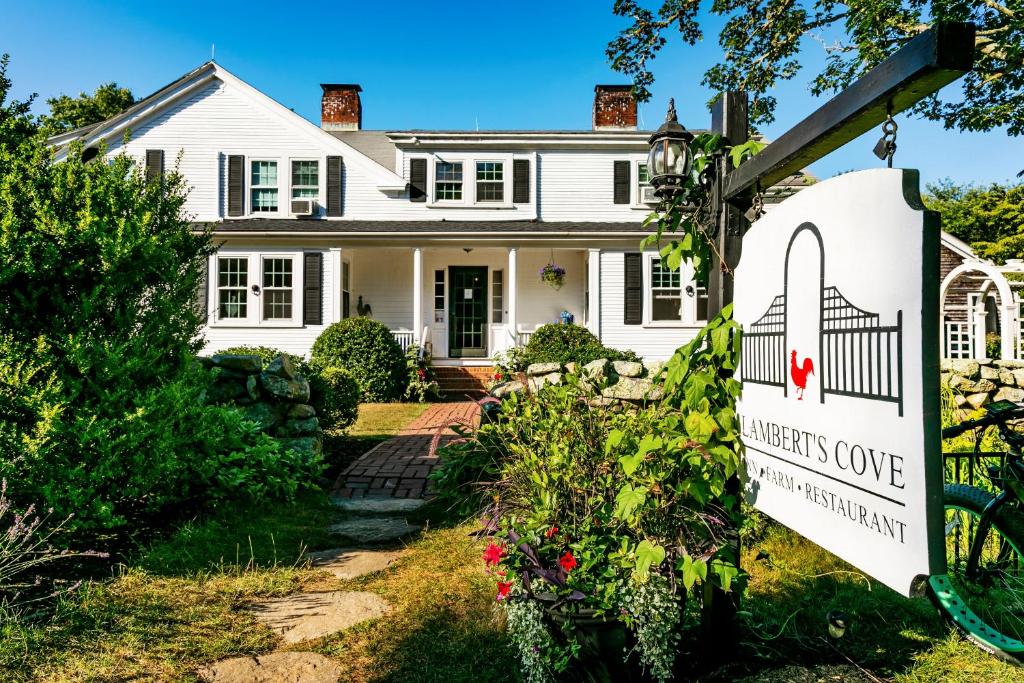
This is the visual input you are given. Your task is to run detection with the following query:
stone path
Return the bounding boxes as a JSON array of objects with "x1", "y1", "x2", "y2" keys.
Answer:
[
  {"x1": 332, "y1": 401, "x2": 480, "y2": 500},
  {"x1": 200, "y1": 405, "x2": 469, "y2": 682}
]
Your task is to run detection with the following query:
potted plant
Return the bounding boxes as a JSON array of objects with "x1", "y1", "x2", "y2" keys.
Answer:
[{"x1": 539, "y1": 263, "x2": 566, "y2": 290}]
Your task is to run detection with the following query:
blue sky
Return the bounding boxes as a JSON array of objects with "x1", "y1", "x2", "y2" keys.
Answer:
[{"x1": 3, "y1": 0, "x2": 1019, "y2": 188}]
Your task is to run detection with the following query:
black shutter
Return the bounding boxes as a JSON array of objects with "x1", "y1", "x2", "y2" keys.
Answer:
[
  {"x1": 409, "y1": 158, "x2": 427, "y2": 202},
  {"x1": 145, "y1": 149, "x2": 164, "y2": 184},
  {"x1": 197, "y1": 256, "x2": 210, "y2": 322},
  {"x1": 624, "y1": 252, "x2": 643, "y2": 325},
  {"x1": 326, "y1": 156, "x2": 343, "y2": 217},
  {"x1": 303, "y1": 252, "x2": 323, "y2": 325},
  {"x1": 227, "y1": 154, "x2": 244, "y2": 217},
  {"x1": 613, "y1": 160, "x2": 631, "y2": 204},
  {"x1": 513, "y1": 159, "x2": 530, "y2": 203}
]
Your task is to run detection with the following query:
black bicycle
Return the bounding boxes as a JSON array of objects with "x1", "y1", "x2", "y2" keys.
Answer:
[{"x1": 932, "y1": 399, "x2": 1024, "y2": 663}]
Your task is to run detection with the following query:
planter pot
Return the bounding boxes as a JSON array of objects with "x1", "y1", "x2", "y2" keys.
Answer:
[{"x1": 547, "y1": 608, "x2": 645, "y2": 683}]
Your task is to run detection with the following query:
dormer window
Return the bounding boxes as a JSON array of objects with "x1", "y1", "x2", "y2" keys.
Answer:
[
  {"x1": 476, "y1": 162, "x2": 504, "y2": 202},
  {"x1": 435, "y1": 161, "x2": 463, "y2": 201}
]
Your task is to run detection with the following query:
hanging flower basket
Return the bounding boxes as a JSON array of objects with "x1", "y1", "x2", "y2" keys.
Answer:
[{"x1": 539, "y1": 263, "x2": 566, "y2": 290}]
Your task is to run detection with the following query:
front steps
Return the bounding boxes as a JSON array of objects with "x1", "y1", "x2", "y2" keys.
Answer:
[{"x1": 431, "y1": 365, "x2": 494, "y2": 399}]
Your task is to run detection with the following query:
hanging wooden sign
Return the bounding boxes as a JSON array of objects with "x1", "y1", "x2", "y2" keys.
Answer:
[{"x1": 734, "y1": 168, "x2": 945, "y2": 595}]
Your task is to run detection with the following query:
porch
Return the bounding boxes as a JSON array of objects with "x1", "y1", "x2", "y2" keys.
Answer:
[{"x1": 332, "y1": 246, "x2": 596, "y2": 362}]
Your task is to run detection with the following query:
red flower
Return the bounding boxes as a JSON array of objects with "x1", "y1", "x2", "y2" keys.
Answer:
[
  {"x1": 559, "y1": 551, "x2": 577, "y2": 573},
  {"x1": 482, "y1": 542, "x2": 505, "y2": 568},
  {"x1": 496, "y1": 580, "x2": 513, "y2": 601},
  {"x1": 494, "y1": 372, "x2": 504, "y2": 381},
  {"x1": 417, "y1": 369, "x2": 426, "y2": 379},
  {"x1": 545, "y1": 526, "x2": 558, "y2": 539}
]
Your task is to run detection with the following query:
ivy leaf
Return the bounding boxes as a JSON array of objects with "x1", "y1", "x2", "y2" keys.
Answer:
[
  {"x1": 634, "y1": 540, "x2": 666, "y2": 576},
  {"x1": 605, "y1": 429, "x2": 624, "y2": 456},
  {"x1": 710, "y1": 559, "x2": 740, "y2": 593},
  {"x1": 614, "y1": 484, "x2": 648, "y2": 521}
]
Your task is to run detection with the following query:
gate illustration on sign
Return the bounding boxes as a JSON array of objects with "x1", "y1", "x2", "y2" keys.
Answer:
[{"x1": 741, "y1": 222, "x2": 904, "y2": 416}]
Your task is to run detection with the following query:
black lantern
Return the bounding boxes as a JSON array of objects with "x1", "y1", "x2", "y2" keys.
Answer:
[{"x1": 647, "y1": 98, "x2": 694, "y2": 200}]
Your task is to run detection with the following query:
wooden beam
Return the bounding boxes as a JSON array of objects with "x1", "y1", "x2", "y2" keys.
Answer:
[{"x1": 722, "y1": 22, "x2": 975, "y2": 206}]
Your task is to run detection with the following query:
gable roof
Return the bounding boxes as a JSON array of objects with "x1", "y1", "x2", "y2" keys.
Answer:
[
  {"x1": 46, "y1": 62, "x2": 409, "y2": 191},
  {"x1": 327, "y1": 131, "x2": 396, "y2": 172}
]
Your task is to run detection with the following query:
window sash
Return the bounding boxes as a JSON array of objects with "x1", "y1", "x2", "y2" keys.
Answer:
[
  {"x1": 261, "y1": 257, "x2": 293, "y2": 320},
  {"x1": 435, "y1": 161, "x2": 463, "y2": 201},
  {"x1": 251, "y1": 160, "x2": 279, "y2": 212},
  {"x1": 476, "y1": 161, "x2": 504, "y2": 202},
  {"x1": 291, "y1": 160, "x2": 319, "y2": 199},
  {"x1": 217, "y1": 257, "x2": 248, "y2": 319}
]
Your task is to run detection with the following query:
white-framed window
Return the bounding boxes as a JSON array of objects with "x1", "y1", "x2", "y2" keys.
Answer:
[
  {"x1": 492, "y1": 269, "x2": 504, "y2": 324},
  {"x1": 434, "y1": 269, "x2": 445, "y2": 323},
  {"x1": 435, "y1": 161, "x2": 463, "y2": 201},
  {"x1": 643, "y1": 254, "x2": 707, "y2": 326},
  {"x1": 291, "y1": 160, "x2": 319, "y2": 200},
  {"x1": 250, "y1": 160, "x2": 279, "y2": 213},
  {"x1": 211, "y1": 251, "x2": 304, "y2": 327},
  {"x1": 261, "y1": 257, "x2": 294, "y2": 320},
  {"x1": 217, "y1": 256, "x2": 249, "y2": 319},
  {"x1": 476, "y1": 161, "x2": 504, "y2": 202}
]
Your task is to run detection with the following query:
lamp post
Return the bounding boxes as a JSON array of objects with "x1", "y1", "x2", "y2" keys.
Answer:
[{"x1": 647, "y1": 98, "x2": 694, "y2": 201}]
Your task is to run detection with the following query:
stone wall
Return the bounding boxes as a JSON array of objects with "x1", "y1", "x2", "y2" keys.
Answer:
[
  {"x1": 941, "y1": 357, "x2": 1024, "y2": 411},
  {"x1": 199, "y1": 353, "x2": 322, "y2": 459},
  {"x1": 491, "y1": 358, "x2": 666, "y2": 404}
]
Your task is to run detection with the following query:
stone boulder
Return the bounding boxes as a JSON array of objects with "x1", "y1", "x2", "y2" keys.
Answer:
[
  {"x1": 950, "y1": 376, "x2": 996, "y2": 394},
  {"x1": 612, "y1": 360, "x2": 644, "y2": 378},
  {"x1": 276, "y1": 417, "x2": 320, "y2": 438},
  {"x1": 995, "y1": 359, "x2": 1024, "y2": 369},
  {"x1": 242, "y1": 402, "x2": 279, "y2": 431},
  {"x1": 492, "y1": 380, "x2": 525, "y2": 398},
  {"x1": 582, "y1": 359, "x2": 608, "y2": 381},
  {"x1": 260, "y1": 373, "x2": 311, "y2": 403},
  {"x1": 995, "y1": 387, "x2": 1024, "y2": 403},
  {"x1": 602, "y1": 377, "x2": 664, "y2": 401},
  {"x1": 947, "y1": 359, "x2": 980, "y2": 379},
  {"x1": 528, "y1": 372, "x2": 562, "y2": 392},
  {"x1": 210, "y1": 354, "x2": 262, "y2": 374},
  {"x1": 526, "y1": 362, "x2": 561, "y2": 376},
  {"x1": 265, "y1": 354, "x2": 297, "y2": 380},
  {"x1": 287, "y1": 403, "x2": 317, "y2": 419}
]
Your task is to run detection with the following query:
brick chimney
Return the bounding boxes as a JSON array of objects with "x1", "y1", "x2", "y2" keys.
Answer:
[
  {"x1": 593, "y1": 85, "x2": 637, "y2": 131},
  {"x1": 320, "y1": 84, "x2": 362, "y2": 131}
]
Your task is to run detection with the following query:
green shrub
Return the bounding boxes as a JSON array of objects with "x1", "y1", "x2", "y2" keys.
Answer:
[
  {"x1": 404, "y1": 344, "x2": 440, "y2": 403},
  {"x1": 310, "y1": 318, "x2": 407, "y2": 402},
  {"x1": 522, "y1": 323, "x2": 639, "y2": 367},
  {"x1": 0, "y1": 61, "x2": 321, "y2": 534},
  {"x1": 312, "y1": 366, "x2": 360, "y2": 432}
]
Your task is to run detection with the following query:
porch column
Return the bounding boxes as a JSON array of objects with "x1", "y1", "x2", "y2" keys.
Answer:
[
  {"x1": 508, "y1": 247, "x2": 518, "y2": 346},
  {"x1": 413, "y1": 247, "x2": 424, "y2": 344},
  {"x1": 587, "y1": 249, "x2": 601, "y2": 339},
  {"x1": 329, "y1": 247, "x2": 343, "y2": 323}
]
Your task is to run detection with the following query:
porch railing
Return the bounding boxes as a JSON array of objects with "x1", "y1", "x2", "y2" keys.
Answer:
[
  {"x1": 516, "y1": 330, "x2": 534, "y2": 347},
  {"x1": 392, "y1": 330, "x2": 415, "y2": 352}
]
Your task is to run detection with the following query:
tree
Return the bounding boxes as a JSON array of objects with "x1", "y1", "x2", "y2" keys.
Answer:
[
  {"x1": 607, "y1": 2, "x2": 1023, "y2": 137},
  {"x1": 39, "y1": 81, "x2": 134, "y2": 134},
  {"x1": 0, "y1": 54, "x2": 37, "y2": 149},
  {"x1": 925, "y1": 180, "x2": 1024, "y2": 262}
]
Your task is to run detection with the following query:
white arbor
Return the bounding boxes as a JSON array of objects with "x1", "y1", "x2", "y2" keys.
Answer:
[{"x1": 940, "y1": 259, "x2": 1024, "y2": 360}]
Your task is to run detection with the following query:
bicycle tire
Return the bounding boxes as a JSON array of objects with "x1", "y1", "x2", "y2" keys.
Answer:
[{"x1": 930, "y1": 483, "x2": 1024, "y2": 664}]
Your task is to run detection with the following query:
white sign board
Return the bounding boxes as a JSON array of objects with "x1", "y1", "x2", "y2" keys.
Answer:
[{"x1": 734, "y1": 168, "x2": 944, "y2": 595}]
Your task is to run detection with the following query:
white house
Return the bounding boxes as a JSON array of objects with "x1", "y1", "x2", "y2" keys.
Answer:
[{"x1": 49, "y1": 62, "x2": 798, "y2": 366}]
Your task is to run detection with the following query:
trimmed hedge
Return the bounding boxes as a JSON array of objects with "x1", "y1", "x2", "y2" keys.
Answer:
[
  {"x1": 310, "y1": 318, "x2": 407, "y2": 402},
  {"x1": 522, "y1": 323, "x2": 639, "y2": 367},
  {"x1": 313, "y1": 366, "x2": 360, "y2": 431}
]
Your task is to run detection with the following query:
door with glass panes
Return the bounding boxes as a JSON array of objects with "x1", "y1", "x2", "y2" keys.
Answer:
[{"x1": 448, "y1": 266, "x2": 487, "y2": 358}]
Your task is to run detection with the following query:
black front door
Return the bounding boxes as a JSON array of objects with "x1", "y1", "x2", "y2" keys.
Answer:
[{"x1": 448, "y1": 266, "x2": 487, "y2": 358}]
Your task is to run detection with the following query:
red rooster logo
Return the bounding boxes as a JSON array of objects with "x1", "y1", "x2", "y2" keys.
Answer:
[{"x1": 790, "y1": 350, "x2": 815, "y2": 400}]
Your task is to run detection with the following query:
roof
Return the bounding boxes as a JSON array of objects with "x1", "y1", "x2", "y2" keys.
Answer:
[
  {"x1": 203, "y1": 219, "x2": 649, "y2": 235},
  {"x1": 941, "y1": 231, "x2": 977, "y2": 261},
  {"x1": 327, "y1": 131, "x2": 397, "y2": 172}
]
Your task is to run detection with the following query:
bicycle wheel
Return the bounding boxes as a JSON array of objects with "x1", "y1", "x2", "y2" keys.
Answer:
[{"x1": 930, "y1": 484, "x2": 1024, "y2": 663}]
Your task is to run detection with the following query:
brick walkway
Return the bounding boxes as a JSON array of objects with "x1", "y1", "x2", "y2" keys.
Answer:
[{"x1": 332, "y1": 402, "x2": 481, "y2": 500}]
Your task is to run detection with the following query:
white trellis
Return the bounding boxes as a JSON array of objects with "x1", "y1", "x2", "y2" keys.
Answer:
[{"x1": 939, "y1": 259, "x2": 1024, "y2": 360}]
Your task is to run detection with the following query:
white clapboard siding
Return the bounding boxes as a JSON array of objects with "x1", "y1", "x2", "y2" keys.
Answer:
[
  {"x1": 538, "y1": 151, "x2": 650, "y2": 222},
  {"x1": 598, "y1": 251, "x2": 701, "y2": 361}
]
